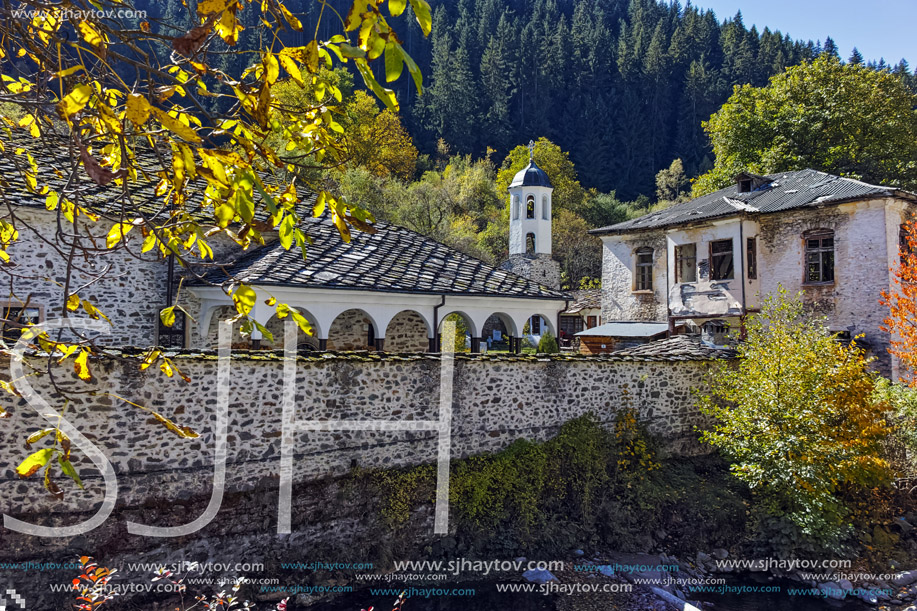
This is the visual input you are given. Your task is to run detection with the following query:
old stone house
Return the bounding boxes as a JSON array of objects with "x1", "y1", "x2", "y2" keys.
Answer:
[{"x1": 591, "y1": 170, "x2": 917, "y2": 376}]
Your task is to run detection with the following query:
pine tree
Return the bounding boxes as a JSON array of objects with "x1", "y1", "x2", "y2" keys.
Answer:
[
  {"x1": 822, "y1": 36, "x2": 840, "y2": 59},
  {"x1": 848, "y1": 47, "x2": 864, "y2": 65},
  {"x1": 396, "y1": 0, "x2": 911, "y2": 200},
  {"x1": 479, "y1": 35, "x2": 513, "y2": 151},
  {"x1": 645, "y1": 21, "x2": 673, "y2": 170}
]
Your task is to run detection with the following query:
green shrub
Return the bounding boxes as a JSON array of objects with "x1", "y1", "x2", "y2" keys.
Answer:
[
  {"x1": 698, "y1": 289, "x2": 892, "y2": 553},
  {"x1": 450, "y1": 439, "x2": 547, "y2": 534},
  {"x1": 873, "y1": 377, "x2": 917, "y2": 475},
  {"x1": 537, "y1": 331, "x2": 559, "y2": 353},
  {"x1": 365, "y1": 412, "x2": 749, "y2": 557}
]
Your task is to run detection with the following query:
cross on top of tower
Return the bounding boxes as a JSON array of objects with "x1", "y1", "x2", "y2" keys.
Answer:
[{"x1": 527, "y1": 140, "x2": 535, "y2": 160}]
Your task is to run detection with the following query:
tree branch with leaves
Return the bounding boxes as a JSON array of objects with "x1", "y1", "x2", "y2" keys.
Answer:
[
  {"x1": 883, "y1": 219, "x2": 917, "y2": 384},
  {"x1": 0, "y1": 0, "x2": 432, "y2": 495}
]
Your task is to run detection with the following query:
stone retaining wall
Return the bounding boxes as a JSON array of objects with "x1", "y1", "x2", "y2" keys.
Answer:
[
  {"x1": 0, "y1": 350, "x2": 718, "y2": 521},
  {"x1": 0, "y1": 349, "x2": 723, "y2": 607}
]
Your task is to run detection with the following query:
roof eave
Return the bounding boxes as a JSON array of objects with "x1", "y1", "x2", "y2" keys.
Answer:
[
  {"x1": 189, "y1": 280, "x2": 572, "y2": 301},
  {"x1": 589, "y1": 210, "x2": 744, "y2": 237}
]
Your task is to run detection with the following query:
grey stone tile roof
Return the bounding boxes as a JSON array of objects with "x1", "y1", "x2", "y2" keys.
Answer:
[
  {"x1": 0, "y1": 132, "x2": 310, "y2": 223},
  {"x1": 561, "y1": 289, "x2": 602, "y2": 314},
  {"x1": 611, "y1": 335, "x2": 737, "y2": 360},
  {"x1": 0, "y1": 132, "x2": 168, "y2": 216},
  {"x1": 562, "y1": 289, "x2": 601, "y2": 314},
  {"x1": 592, "y1": 169, "x2": 917, "y2": 235},
  {"x1": 196, "y1": 214, "x2": 569, "y2": 300}
]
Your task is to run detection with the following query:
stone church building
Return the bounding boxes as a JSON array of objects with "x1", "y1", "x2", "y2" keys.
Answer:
[{"x1": 0, "y1": 140, "x2": 570, "y2": 354}]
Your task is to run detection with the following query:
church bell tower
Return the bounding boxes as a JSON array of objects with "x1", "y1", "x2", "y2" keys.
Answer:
[{"x1": 501, "y1": 141, "x2": 561, "y2": 289}]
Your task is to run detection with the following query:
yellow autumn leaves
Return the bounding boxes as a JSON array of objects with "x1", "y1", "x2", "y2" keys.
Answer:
[{"x1": 0, "y1": 0, "x2": 432, "y2": 388}]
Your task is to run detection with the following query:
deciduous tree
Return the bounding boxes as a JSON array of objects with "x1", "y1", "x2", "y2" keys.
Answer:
[
  {"x1": 0, "y1": 0, "x2": 432, "y2": 494},
  {"x1": 693, "y1": 56, "x2": 917, "y2": 196},
  {"x1": 552, "y1": 208, "x2": 601, "y2": 289},
  {"x1": 882, "y1": 219, "x2": 917, "y2": 383},
  {"x1": 655, "y1": 158, "x2": 689, "y2": 203},
  {"x1": 699, "y1": 289, "x2": 892, "y2": 549},
  {"x1": 340, "y1": 91, "x2": 419, "y2": 181}
]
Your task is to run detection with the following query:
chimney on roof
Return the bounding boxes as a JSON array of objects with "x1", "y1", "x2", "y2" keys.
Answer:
[{"x1": 735, "y1": 172, "x2": 772, "y2": 194}]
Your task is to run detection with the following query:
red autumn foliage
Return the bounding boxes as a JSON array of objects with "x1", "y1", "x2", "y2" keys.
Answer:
[{"x1": 882, "y1": 219, "x2": 917, "y2": 384}]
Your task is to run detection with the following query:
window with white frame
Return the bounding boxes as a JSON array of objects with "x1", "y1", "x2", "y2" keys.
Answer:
[
  {"x1": 804, "y1": 229, "x2": 835, "y2": 283},
  {"x1": 635, "y1": 247, "x2": 654, "y2": 291}
]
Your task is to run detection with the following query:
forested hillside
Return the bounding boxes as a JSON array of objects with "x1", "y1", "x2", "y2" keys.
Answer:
[
  {"x1": 413, "y1": 0, "x2": 825, "y2": 198},
  {"x1": 118, "y1": 0, "x2": 915, "y2": 289},
  {"x1": 134, "y1": 0, "x2": 914, "y2": 200},
  {"x1": 409, "y1": 0, "x2": 916, "y2": 198}
]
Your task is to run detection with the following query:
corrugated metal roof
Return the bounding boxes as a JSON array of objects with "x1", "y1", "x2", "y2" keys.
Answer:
[
  {"x1": 591, "y1": 169, "x2": 913, "y2": 235},
  {"x1": 575, "y1": 321, "x2": 670, "y2": 338}
]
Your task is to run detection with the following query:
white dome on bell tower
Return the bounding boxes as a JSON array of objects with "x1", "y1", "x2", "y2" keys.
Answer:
[{"x1": 508, "y1": 140, "x2": 553, "y2": 257}]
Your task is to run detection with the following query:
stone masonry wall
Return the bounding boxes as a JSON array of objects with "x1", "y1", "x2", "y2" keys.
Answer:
[
  {"x1": 325, "y1": 309, "x2": 374, "y2": 350},
  {"x1": 0, "y1": 351, "x2": 718, "y2": 520},
  {"x1": 3, "y1": 208, "x2": 168, "y2": 347},
  {"x1": 757, "y1": 198, "x2": 907, "y2": 376},
  {"x1": 3, "y1": 208, "x2": 254, "y2": 350},
  {"x1": 501, "y1": 254, "x2": 562, "y2": 290},
  {"x1": 601, "y1": 230, "x2": 668, "y2": 322},
  {"x1": 384, "y1": 310, "x2": 429, "y2": 351},
  {"x1": 0, "y1": 351, "x2": 720, "y2": 608}
]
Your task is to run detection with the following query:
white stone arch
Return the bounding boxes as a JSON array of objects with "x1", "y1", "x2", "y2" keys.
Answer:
[
  {"x1": 531, "y1": 313, "x2": 557, "y2": 336},
  {"x1": 261, "y1": 307, "x2": 322, "y2": 350},
  {"x1": 483, "y1": 312, "x2": 518, "y2": 338},
  {"x1": 384, "y1": 309, "x2": 431, "y2": 352},
  {"x1": 438, "y1": 309, "x2": 479, "y2": 337},
  {"x1": 205, "y1": 305, "x2": 248, "y2": 348},
  {"x1": 438, "y1": 310, "x2": 475, "y2": 352},
  {"x1": 512, "y1": 311, "x2": 556, "y2": 340},
  {"x1": 327, "y1": 308, "x2": 381, "y2": 351}
]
